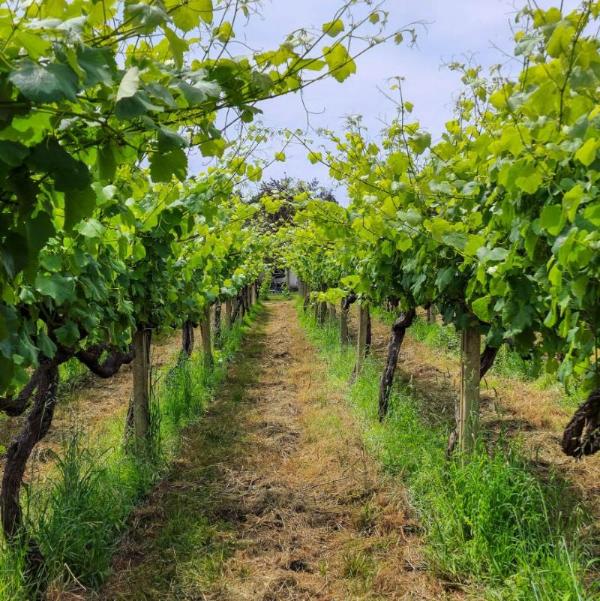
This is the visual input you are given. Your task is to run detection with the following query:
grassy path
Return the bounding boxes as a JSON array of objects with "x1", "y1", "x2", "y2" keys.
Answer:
[{"x1": 96, "y1": 300, "x2": 459, "y2": 601}]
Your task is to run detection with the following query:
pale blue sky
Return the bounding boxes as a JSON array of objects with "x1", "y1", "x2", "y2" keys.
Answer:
[{"x1": 212, "y1": 0, "x2": 581, "y2": 200}]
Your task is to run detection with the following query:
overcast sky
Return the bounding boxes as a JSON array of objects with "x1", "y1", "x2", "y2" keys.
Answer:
[{"x1": 217, "y1": 0, "x2": 581, "y2": 201}]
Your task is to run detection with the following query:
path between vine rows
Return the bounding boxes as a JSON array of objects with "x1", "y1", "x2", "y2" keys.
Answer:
[{"x1": 93, "y1": 300, "x2": 461, "y2": 601}]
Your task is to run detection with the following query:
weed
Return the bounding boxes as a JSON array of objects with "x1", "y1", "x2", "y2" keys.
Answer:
[{"x1": 342, "y1": 548, "x2": 375, "y2": 581}]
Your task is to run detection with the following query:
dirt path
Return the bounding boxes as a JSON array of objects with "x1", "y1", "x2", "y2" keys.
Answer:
[{"x1": 96, "y1": 301, "x2": 459, "y2": 601}]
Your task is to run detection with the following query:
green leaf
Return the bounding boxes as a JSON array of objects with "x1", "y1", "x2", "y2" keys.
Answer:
[
  {"x1": 539, "y1": 204, "x2": 564, "y2": 235},
  {"x1": 64, "y1": 187, "x2": 97, "y2": 232},
  {"x1": 37, "y1": 331, "x2": 57, "y2": 359},
  {"x1": 196, "y1": 0, "x2": 214, "y2": 24},
  {"x1": 125, "y1": 3, "x2": 169, "y2": 30},
  {"x1": 324, "y1": 44, "x2": 356, "y2": 83},
  {"x1": 116, "y1": 67, "x2": 140, "y2": 101},
  {"x1": 150, "y1": 147, "x2": 187, "y2": 182},
  {"x1": 163, "y1": 27, "x2": 188, "y2": 68},
  {"x1": 472, "y1": 296, "x2": 491, "y2": 322},
  {"x1": 574, "y1": 138, "x2": 599, "y2": 166},
  {"x1": 77, "y1": 218, "x2": 105, "y2": 239},
  {"x1": 179, "y1": 80, "x2": 221, "y2": 105},
  {"x1": 515, "y1": 164, "x2": 543, "y2": 194},
  {"x1": 215, "y1": 21, "x2": 234, "y2": 42},
  {"x1": 54, "y1": 321, "x2": 80, "y2": 346},
  {"x1": 97, "y1": 143, "x2": 117, "y2": 182},
  {"x1": 0, "y1": 141, "x2": 29, "y2": 167},
  {"x1": 410, "y1": 133, "x2": 431, "y2": 155},
  {"x1": 25, "y1": 211, "x2": 54, "y2": 259},
  {"x1": 77, "y1": 46, "x2": 116, "y2": 86},
  {"x1": 562, "y1": 183, "x2": 584, "y2": 222},
  {"x1": 546, "y1": 22, "x2": 575, "y2": 58},
  {"x1": 322, "y1": 19, "x2": 344, "y2": 37},
  {"x1": 29, "y1": 138, "x2": 91, "y2": 191},
  {"x1": 35, "y1": 273, "x2": 76, "y2": 305},
  {"x1": 395, "y1": 234, "x2": 412, "y2": 252},
  {"x1": 199, "y1": 138, "x2": 226, "y2": 157},
  {"x1": 9, "y1": 60, "x2": 79, "y2": 103}
]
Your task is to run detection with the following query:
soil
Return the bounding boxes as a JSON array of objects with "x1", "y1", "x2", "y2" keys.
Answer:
[{"x1": 94, "y1": 301, "x2": 461, "y2": 601}]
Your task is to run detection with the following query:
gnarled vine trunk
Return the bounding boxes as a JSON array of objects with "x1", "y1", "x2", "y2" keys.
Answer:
[
  {"x1": 480, "y1": 344, "x2": 499, "y2": 379},
  {"x1": 181, "y1": 320, "x2": 195, "y2": 357},
  {"x1": 1, "y1": 361, "x2": 59, "y2": 594},
  {"x1": 378, "y1": 308, "x2": 416, "y2": 420},
  {"x1": 562, "y1": 387, "x2": 600, "y2": 457}
]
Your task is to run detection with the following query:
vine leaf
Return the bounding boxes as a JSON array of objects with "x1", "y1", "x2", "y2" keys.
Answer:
[{"x1": 9, "y1": 60, "x2": 79, "y2": 102}]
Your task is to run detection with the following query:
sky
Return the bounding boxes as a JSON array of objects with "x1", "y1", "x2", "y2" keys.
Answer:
[{"x1": 219, "y1": 0, "x2": 581, "y2": 202}]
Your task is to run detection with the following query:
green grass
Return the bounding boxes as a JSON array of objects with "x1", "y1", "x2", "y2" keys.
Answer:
[
  {"x1": 0, "y1": 306, "x2": 261, "y2": 600},
  {"x1": 298, "y1": 299, "x2": 599, "y2": 601}
]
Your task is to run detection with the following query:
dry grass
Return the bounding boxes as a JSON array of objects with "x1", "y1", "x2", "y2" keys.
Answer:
[{"x1": 95, "y1": 301, "x2": 461, "y2": 601}]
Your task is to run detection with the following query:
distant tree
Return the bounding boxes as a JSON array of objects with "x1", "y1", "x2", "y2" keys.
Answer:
[{"x1": 250, "y1": 177, "x2": 337, "y2": 232}]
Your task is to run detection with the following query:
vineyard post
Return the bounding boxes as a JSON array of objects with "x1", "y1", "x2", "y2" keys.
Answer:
[
  {"x1": 318, "y1": 301, "x2": 327, "y2": 325},
  {"x1": 355, "y1": 303, "x2": 370, "y2": 374},
  {"x1": 458, "y1": 323, "x2": 481, "y2": 452},
  {"x1": 200, "y1": 306, "x2": 214, "y2": 370},
  {"x1": 214, "y1": 302, "x2": 222, "y2": 348},
  {"x1": 340, "y1": 299, "x2": 350, "y2": 345},
  {"x1": 365, "y1": 308, "x2": 372, "y2": 356},
  {"x1": 328, "y1": 303, "x2": 337, "y2": 321},
  {"x1": 132, "y1": 328, "x2": 152, "y2": 445},
  {"x1": 225, "y1": 299, "x2": 233, "y2": 327},
  {"x1": 426, "y1": 305, "x2": 436, "y2": 324}
]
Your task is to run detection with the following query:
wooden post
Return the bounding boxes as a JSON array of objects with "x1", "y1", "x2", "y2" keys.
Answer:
[
  {"x1": 427, "y1": 305, "x2": 436, "y2": 324},
  {"x1": 458, "y1": 324, "x2": 481, "y2": 453},
  {"x1": 132, "y1": 328, "x2": 151, "y2": 444},
  {"x1": 199, "y1": 306, "x2": 214, "y2": 370},
  {"x1": 214, "y1": 302, "x2": 222, "y2": 348},
  {"x1": 225, "y1": 299, "x2": 232, "y2": 327},
  {"x1": 340, "y1": 299, "x2": 350, "y2": 345},
  {"x1": 303, "y1": 287, "x2": 310, "y2": 310},
  {"x1": 355, "y1": 304, "x2": 369, "y2": 375},
  {"x1": 327, "y1": 302, "x2": 336, "y2": 321},
  {"x1": 317, "y1": 301, "x2": 327, "y2": 325}
]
